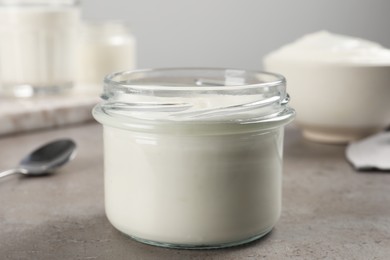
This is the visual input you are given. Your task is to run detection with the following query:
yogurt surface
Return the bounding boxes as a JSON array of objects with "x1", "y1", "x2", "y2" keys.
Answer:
[{"x1": 265, "y1": 31, "x2": 390, "y2": 65}]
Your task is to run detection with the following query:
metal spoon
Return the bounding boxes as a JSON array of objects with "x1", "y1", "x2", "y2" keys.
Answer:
[{"x1": 0, "y1": 139, "x2": 77, "y2": 178}]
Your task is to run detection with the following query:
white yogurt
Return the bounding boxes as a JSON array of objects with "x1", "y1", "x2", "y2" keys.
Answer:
[
  {"x1": 103, "y1": 125, "x2": 283, "y2": 246},
  {"x1": 264, "y1": 31, "x2": 390, "y2": 143},
  {"x1": 76, "y1": 21, "x2": 136, "y2": 93},
  {"x1": 264, "y1": 31, "x2": 390, "y2": 65},
  {"x1": 0, "y1": 3, "x2": 80, "y2": 96},
  {"x1": 93, "y1": 68, "x2": 295, "y2": 248}
]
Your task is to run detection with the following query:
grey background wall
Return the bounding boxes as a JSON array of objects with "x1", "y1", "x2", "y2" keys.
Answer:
[{"x1": 82, "y1": 0, "x2": 390, "y2": 70}]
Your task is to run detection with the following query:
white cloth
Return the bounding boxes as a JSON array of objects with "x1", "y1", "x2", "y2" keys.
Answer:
[{"x1": 346, "y1": 132, "x2": 390, "y2": 171}]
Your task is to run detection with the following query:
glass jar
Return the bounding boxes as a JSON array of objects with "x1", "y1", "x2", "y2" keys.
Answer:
[
  {"x1": 0, "y1": 0, "x2": 80, "y2": 97},
  {"x1": 93, "y1": 68, "x2": 295, "y2": 249},
  {"x1": 76, "y1": 21, "x2": 136, "y2": 92}
]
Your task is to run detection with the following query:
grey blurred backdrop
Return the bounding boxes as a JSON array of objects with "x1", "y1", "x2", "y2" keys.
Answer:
[{"x1": 82, "y1": 0, "x2": 390, "y2": 70}]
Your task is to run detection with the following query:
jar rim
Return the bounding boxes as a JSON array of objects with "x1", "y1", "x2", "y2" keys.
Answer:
[
  {"x1": 95, "y1": 68, "x2": 295, "y2": 132},
  {"x1": 81, "y1": 20, "x2": 131, "y2": 35},
  {"x1": 103, "y1": 68, "x2": 286, "y2": 94}
]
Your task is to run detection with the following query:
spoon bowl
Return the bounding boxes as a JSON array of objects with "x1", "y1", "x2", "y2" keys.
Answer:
[{"x1": 0, "y1": 139, "x2": 77, "y2": 178}]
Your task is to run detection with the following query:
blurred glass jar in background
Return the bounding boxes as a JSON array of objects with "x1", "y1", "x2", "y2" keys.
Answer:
[
  {"x1": 0, "y1": 0, "x2": 81, "y2": 97},
  {"x1": 76, "y1": 21, "x2": 136, "y2": 93}
]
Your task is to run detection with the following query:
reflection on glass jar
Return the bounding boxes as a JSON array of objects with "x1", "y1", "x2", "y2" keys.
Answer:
[
  {"x1": 93, "y1": 68, "x2": 295, "y2": 249},
  {"x1": 0, "y1": 0, "x2": 80, "y2": 97}
]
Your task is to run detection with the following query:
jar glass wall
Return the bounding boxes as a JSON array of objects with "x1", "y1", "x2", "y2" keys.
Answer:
[{"x1": 93, "y1": 68, "x2": 295, "y2": 249}]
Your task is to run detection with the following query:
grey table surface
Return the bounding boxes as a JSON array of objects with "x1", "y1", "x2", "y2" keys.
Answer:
[{"x1": 0, "y1": 123, "x2": 389, "y2": 260}]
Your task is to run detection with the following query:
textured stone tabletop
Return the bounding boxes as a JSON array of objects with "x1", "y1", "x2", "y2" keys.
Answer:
[
  {"x1": 0, "y1": 123, "x2": 389, "y2": 259},
  {"x1": 0, "y1": 90, "x2": 99, "y2": 136}
]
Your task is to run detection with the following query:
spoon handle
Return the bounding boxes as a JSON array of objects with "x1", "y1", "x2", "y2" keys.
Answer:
[{"x1": 0, "y1": 169, "x2": 19, "y2": 178}]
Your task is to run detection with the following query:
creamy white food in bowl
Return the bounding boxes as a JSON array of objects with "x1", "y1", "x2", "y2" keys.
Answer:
[{"x1": 264, "y1": 31, "x2": 390, "y2": 143}]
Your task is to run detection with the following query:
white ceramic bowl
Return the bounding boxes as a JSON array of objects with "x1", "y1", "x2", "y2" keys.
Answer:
[{"x1": 264, "y1": 32, "x2": 390, "y2": 143}]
